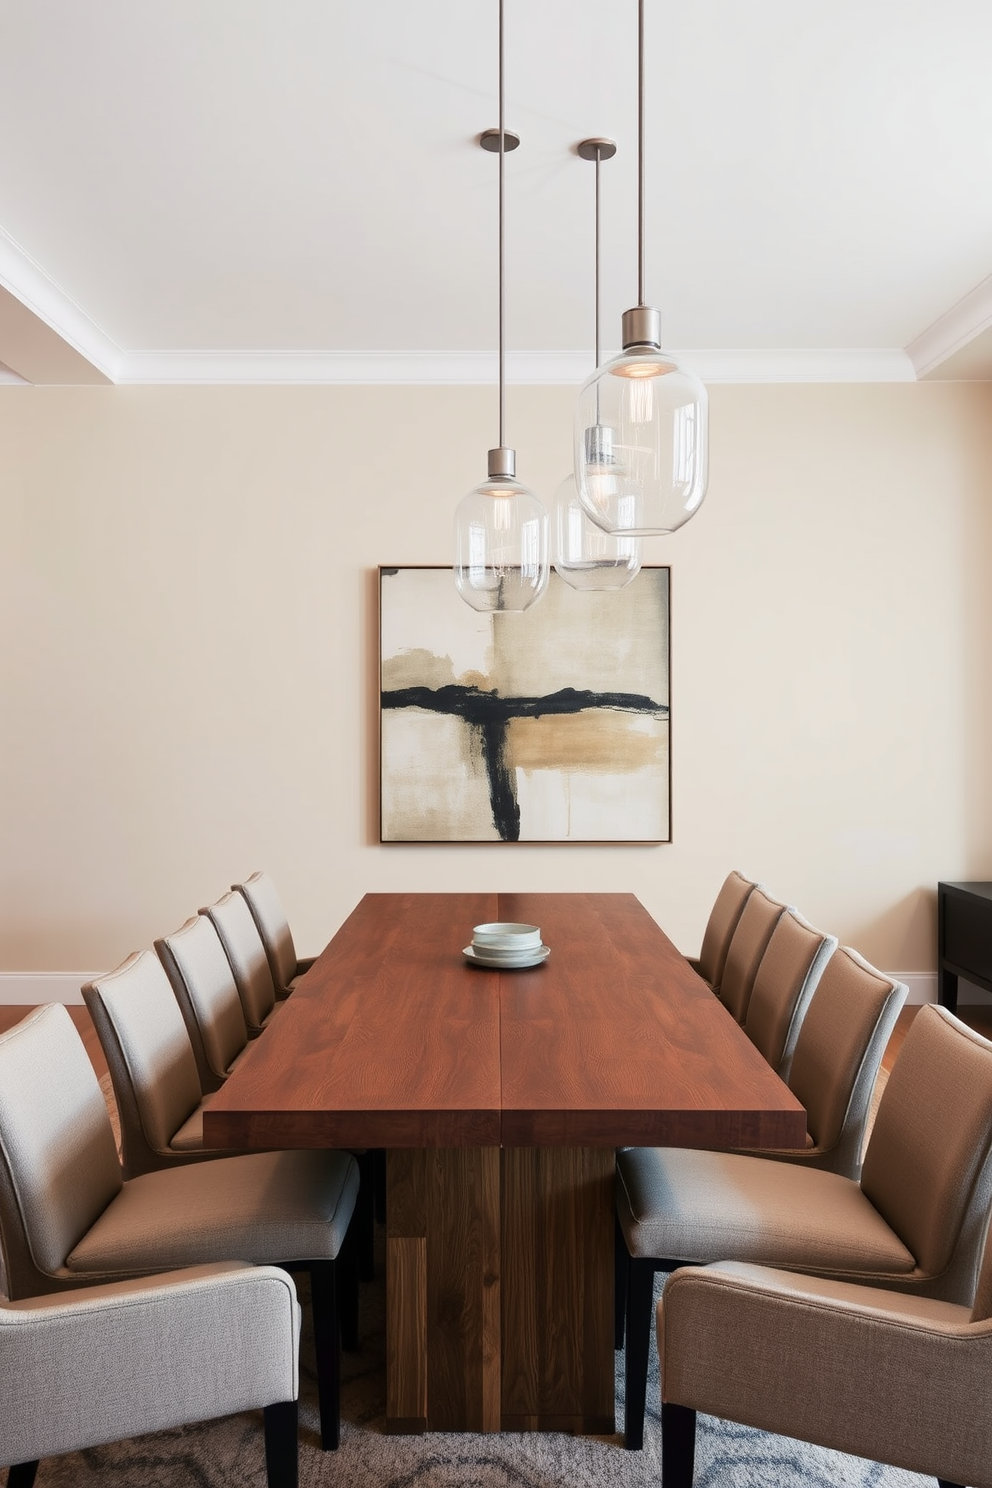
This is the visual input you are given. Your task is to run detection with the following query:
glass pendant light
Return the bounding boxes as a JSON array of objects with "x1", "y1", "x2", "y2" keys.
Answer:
[
  {"x1": 454, "y1": 0, "x2": 549, "y2": 613},
  {"x1": 554, "y1": 137, "x2": 641, "y2": 592},
  {"x1": 574, "y1": 0, "x2": 708, "y2": 538}
]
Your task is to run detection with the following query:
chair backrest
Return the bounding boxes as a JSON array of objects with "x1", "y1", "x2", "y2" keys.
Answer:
[
  {"x1": 155, "y1": 915, "x2": 249, "y2": 1092},
  {"x1": 718, "y1": 887, "x2": 787, "y2": 1024},
  {"x1": 862, "y1": 1004, "x2": 992, "y2": 1304},
  {"x1": 233, "y1": 870, "x2": 299, "y2": 993},
  {"x1": 787, "y1": 945, "x2": 905, "y2": 1179},
  {"x1": 0, "y1": 1005, "x2": 123, "y2": 1298},
  {"x1": 696, "y1": 871, "x2": 756, "y2": 990},
  {"x1": 82, "y1": 950, "x2": 204, "y2": 1179},
  {"x1": 744, "y1": 910, "x2": 838, "y2": 1078},
  {"x1": 201, "y1": 890, "x2": 277, "y2": 1032}
]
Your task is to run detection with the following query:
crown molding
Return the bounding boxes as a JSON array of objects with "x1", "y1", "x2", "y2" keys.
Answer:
[
  {"x1": 905, "y1": 274, "x2": 992, "y2": 378},
  {"x1": 0, "y1": 360, "x2": 28, "y2": 384},
  {"x1": 113, "y1": 346, "x2": 917, "y2": 386},
  {"x1": 0, "y1": 227, "x2": 123, "y2": 380}
]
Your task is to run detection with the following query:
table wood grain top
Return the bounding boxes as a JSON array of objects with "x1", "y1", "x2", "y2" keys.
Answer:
[{"x1": 202, "y1": 891, "x2": 807, "y2": 1151}]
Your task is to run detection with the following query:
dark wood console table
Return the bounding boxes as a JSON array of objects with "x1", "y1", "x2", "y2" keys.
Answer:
[{"x1": 937, "y1": 881, "x2": 992, "y2": 1012}]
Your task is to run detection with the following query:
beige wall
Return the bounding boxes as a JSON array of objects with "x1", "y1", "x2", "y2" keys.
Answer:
[{"x1": 1, "y1": 381, "x2": 990, "y2": 975}]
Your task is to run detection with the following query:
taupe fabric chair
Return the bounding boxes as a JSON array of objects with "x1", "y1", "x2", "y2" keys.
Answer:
[
  {"x1": 750, "y1": 945, "x2": 906, "y2": 1179},
  {"x1": 83, "y1": 949, "x2": 250, "y2": 1179},
  {"x1": 1, "y1": 1261, "x2": 300, "y2": 1488},
  {"x1": 0, "y1": 1005, "x2": 359, "y2": 1451},
  {"x1": 613, "y1": 945, "x2": 903, "y2": 1356},
  {"x1": 658, "y1": 1242, "x2": 992, "y2": 1488},
  {"x1": 618, "y1": 1003, "x2": 992, "y2": 1448},
  {"x1": 201, "y1": 889, "x2": 281, "y2": 1035},
  {"x1": 742, "y1": 908, "x2": 837, "y2": 1079},
  {"x1": 155, "y1": 914, "x2": 251, "y2": 1092},
  {"x1": 233, "y1": 871, "x2": 315, "y2": 999},
  {"x1": 716, "y1": 886, "x2": 789, "y2": 1024},
  {"x1": 86, "y1": 946, "x2": 377, "y2": 1284},
  {"x1": 686, "y1": 871, "x2": 756, "y2": 993}
]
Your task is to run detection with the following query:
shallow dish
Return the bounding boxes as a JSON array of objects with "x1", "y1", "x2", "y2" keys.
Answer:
[
  {"x1": 471, "y1": 922, "x2": 541, "y2": 950},
  {"x1": 463, "y1": 944, "x2": 550, "y2": 970}
]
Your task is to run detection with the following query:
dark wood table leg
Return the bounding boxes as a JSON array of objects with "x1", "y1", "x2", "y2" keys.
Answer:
[{"x1": 384, "y1": 1146, "x2": 615, "y2": 1435}]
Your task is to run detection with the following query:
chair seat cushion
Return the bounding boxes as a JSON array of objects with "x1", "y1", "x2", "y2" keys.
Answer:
[
  {"x1": 169, "y1": 1101, "x2": 210, "y2": 1151},
  {"x1": 617, "y1": 1146, "x2": 916, "y2": 1277},
  {"x1": 67, "y1": 1149, "x2": 359, "y2": 1276}
]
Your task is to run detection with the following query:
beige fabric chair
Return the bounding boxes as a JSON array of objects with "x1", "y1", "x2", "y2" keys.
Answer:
[
  {"x1": 202, "y1": 889, "x2": 281, "y2": 1035},
  {"x1": 1, "y1": 1262, "x2": 300, "y2": 1488},
  {"x1": 0, "y1": 1004, "x2": 359, "y2": 1451},
  {"x1": 82, "y1": 949, "x2": 250, "y2": 1179},
  {"x1": 657, "y1": 1242, "x2": 992, "y2": 1488},
  {"x1": 155, "y1": 914, "x2": 251, "y2": 1092},
  {"x1": 741, "y1": 943, "x2": 903, "y2": 1176},
  {"x1": 716, "y1": 886, "x2": 788, "y2": 1024},
  {"x1": 617, "y1": 1003, "x2": 992, "y2": 1448},
  {"x1": 742, "y1": 909, "x2": 837, "y2": 1079},
  {"x1": 686, "y1": 871, "x2": 756, "y2": 992},
  {"x1": 233, "y1": 871, "x2": 315, "y2": 999}
]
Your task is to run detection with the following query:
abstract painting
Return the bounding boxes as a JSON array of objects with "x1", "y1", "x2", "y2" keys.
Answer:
[{"x1": 379, "y1": 566, "x2": 670, "y2": 843}]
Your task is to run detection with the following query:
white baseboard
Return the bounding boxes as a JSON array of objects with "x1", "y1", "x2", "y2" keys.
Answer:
[{"x1": 0, "y1": 973, "x2": 100, "y2": 1006}]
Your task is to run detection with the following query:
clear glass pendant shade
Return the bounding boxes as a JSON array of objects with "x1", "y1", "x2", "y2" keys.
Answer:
[
  {"x1": 454, "y1": 472, "x2": 549, "y2": 613},
  {"x1": 553, "y1": 473, "x2": 641, "y2": 591},
  {"x1": 575, "y1": 345, "x2": 708, "y2": 537}
]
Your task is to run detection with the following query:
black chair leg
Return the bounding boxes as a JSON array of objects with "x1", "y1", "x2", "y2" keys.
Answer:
[
  {"x1": 355, "y1": 1151, "x2": 376, "y2": 1282},
  {"x1": 936, "y1": 1481, "x2": 966, "y2": 1488},
  {"x1": 373, "y1": 1147, "x2": 387, "y2": 1225},
  {"x1": 615, "y1": 1214, "x2": 629, "y2": 1349},
  {"x1": 624, "y1": 1255, "x2": 658, "y2": 1449},
  {"x1": 338, "y1": 1220, "x2": 361, "y2": 1355},
  {"x1": 263, "y1": 1398, "x2": 299, "y2": 1488},
  {"x1": 661, "y1": 1402, "x2": 696, "y2": 1487},
  {"x1": 7, "y1": 1465, "x2": 39, "y2": 1488},
  {"x1": 309, "y1": 1258, "x2": 341, "y2": 1450}
]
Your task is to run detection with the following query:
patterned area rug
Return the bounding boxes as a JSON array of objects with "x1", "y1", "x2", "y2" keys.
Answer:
[{"x1": 22, "y1": 1245, "x2": 940, "y2": 1488}]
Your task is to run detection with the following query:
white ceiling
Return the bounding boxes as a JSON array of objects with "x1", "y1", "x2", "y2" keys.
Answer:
[{"x1": 1, "y1": 0, "x2": 991, "y2": 385}]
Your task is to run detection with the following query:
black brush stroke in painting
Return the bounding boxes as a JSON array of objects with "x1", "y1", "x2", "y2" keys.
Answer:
[{"x1": 382, "y1": 684, "x2": 668, "y2": 842}]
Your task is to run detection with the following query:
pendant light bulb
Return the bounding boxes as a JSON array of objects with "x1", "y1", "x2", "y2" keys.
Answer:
[
  {"x1": 555, "y1": 135, "x2": 641, "y2": 591},
  {"x1": 454, "y1": 4, "x2": 549, "y2": 612},
  {"x1": 455, "y1": 447, "x2": 549, "y2": 613},
  {"x1": 574, "y1": 0, "x2": 708, "y2": 538}
]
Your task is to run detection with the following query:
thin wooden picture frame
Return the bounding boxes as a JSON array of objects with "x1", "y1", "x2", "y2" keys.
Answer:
[{"x1": 379, "y1": 565, "x2": 671, "y2": 844}]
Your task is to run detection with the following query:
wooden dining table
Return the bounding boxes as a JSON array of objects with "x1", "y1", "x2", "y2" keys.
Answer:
[{"x1": 203, "y1": 891, "x2": 806, "y2": 1436}]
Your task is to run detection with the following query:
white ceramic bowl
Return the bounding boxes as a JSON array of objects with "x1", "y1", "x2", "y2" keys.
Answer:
[{"x1": 472, "y1": 921, "x2": 541, "y2": 951}]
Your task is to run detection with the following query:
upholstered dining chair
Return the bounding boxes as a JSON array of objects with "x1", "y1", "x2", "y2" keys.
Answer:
[
  {"x1": 742, "y1": 908, "x2": 837, "y2": 1079},
  {"x1": 1, "y1": 1261, "x2": 300, "y2": 1488},
  {"x1": 617, "y1": 1002, "x2": 992, "y2": 1448},
  {"x1": 201, "y1": 889, "x2": 281, "y2": 1035},
  {"x1": 233, "y1": 870, "x2": 315, "y2": 999},
  {"x1": 715, "y1": 886, "x2": 789, "y2": 1025},
  {"x1": 657, "y1": 1242, "x2": 992, "y2": 1488},
  {"x1": 82, "y1": 948, "x2": 251, "y2": 1179},
  {"x1": 86, "y1": 946, "x2": 378, "y2": 1284},
  {"x1": 155, "y1": 913, "x2": 251, "y2": 1092},
  {"x1": 686, "y1": 871, "x2": 757, "y2": 993},
  {"x1": 0, "y1": 1004, "x2": 359, "y2": 1451},
  {"x1": 613, "y1": 944, "x2": 903, "y2": 1354},
  {"x1": 735, "y1": 944, "x2": 906, "y2": 1179}
]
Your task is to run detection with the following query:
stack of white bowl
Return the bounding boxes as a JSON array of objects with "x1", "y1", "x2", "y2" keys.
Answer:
[{"x1": 465, "y1": 922, "x2": 549, "y2": 968}]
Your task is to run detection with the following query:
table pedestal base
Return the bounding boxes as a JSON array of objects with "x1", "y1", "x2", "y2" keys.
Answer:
[{"x1": 385, "y1": 1147, "x2": 615, "y2": 1434}]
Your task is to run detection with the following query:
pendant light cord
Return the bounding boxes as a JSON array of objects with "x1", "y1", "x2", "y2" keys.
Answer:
[
  {"x1": 498, "y1": 0, "x2": 506, "y2": 449},
  {"x1": 637, "y1": 0, "x2": 645, "y2": 308},
  {"x1": 594, "y1": 150, "x2": 601, "y2": 369}
]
